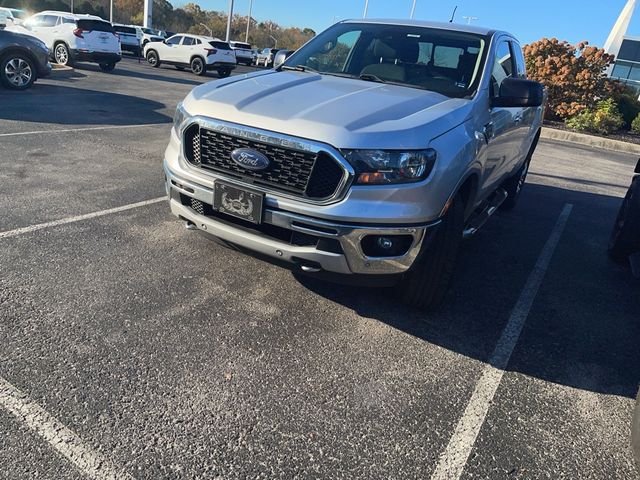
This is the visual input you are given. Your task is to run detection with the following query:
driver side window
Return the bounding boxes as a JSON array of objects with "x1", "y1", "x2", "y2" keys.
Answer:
[
  {"x1": 167, "y1": 36, "x2": 182, "y2": 46},
  {"x1": 491, "y1": 41, "x2": 515, "y2": 97},
  {"x1": 309, "y1": 30, "x2": 361, "y2": 73}
]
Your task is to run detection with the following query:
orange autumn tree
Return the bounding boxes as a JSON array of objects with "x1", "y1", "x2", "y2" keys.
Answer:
[{"x1": 523, "y1": 38, "x2": 622, "y2": 120}]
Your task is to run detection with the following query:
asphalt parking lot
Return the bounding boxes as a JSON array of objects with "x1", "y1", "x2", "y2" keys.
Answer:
[{"x1": 1, "y1": 57, "x2": 639, "y2": 479}]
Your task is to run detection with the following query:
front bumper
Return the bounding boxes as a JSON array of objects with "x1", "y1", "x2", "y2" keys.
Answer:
[
  {"x1": 71, "y1": 50, "x2": 122, "y2": 64},
  {"x1": 165, "y1": 166, "x2": 439, "y2": 275}
]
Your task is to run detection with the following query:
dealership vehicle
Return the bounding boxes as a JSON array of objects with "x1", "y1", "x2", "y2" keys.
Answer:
[
  {"x1": 229, "y1": 40, "x2": 252, "y2": 65},
  {"x1": 0, "y1": 7, "x2": 27, "y2": 26},
  {"x1": 0, "y1": 25, "x2": 51, "y2": 89},
  {"x1": 144, "y1": 34, "x2": 236, "y2": 77},
  {"x1": 113, "y1": 23, "x2": 140, "y2": 56},
  {"x1": 20, "y1": 11, "x2": 120, "y2": 70},
  {"x1": 164, "y1": 19, "x2": 544, "y2": 309},
  {"x1": 134, "y1": 26, "x2": 164, "y2": 46},
  {"x1": 256, "y1": 47, "x2": 279, "y2": 67},
  {"x1": 609, "y1": 158, "x2": 640, "y2": 270}
]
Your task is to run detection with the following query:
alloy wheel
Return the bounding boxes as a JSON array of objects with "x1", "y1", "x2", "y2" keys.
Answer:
[
  {"x1": 55, "y1": 44, "x2": 68, "y2": 65},
  {"x1": 4, "y1": 57, "x2": 33, "y2": 88}
]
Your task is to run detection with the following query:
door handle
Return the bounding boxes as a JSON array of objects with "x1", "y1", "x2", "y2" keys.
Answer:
[
  {"x1": 514, "y1": 113, "x2": 523, "y2": 124},
  {"x1": 483, "y1": 122, "x2": 494, "y2": 142}
]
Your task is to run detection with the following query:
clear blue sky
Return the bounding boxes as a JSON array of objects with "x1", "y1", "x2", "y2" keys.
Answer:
[{"x1": 180, "y1": 0, "x2": 640, "y2": 47}]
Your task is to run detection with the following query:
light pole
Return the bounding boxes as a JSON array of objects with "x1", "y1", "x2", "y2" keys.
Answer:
[
  {"x1": 269, "y1": 34, "x2": 277, "y2": 48},
  {"x1": 225, "y1": 0, "x2": 234, "y2": 42},
  {"x1": 200, "y1": 23, "x2": 213, "y2": 36},
  {"x1": 410, "y1": 0, "x2": 417, "y2": 19},
  {"x1": 110, "y1": 0, "x2": 113, "y2": 22},
  {"x1": 245, "y1": 0, "x2": 253, "y2": 43},
  {"x1": 363, "y1": 0, "x2": 369, "y2": 18},
  {"x1": 463, "y1": 16, "x2": 478, "y2": 25},
  {"x1": 70, "y1": 0, "x2": 73, "y2": 13}
]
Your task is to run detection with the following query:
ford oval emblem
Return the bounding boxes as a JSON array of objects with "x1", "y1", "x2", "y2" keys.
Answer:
[{"x1": 230, "y1": 148, "x2": 270, "y2": 171}]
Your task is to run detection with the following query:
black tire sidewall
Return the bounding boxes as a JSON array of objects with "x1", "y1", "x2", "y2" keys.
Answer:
[
  {"x1": 54, "y1": 43, "x2": 71, "y2": 66},
  {"x1": 609, "y1": 178, "x2": 640, "y2": 261},
  {"x1": 191, "y1": 58, "x2": 205, "y2": 76},
  {"x1": 146, "y1": 51, "x2": 159, "y2": 67}
]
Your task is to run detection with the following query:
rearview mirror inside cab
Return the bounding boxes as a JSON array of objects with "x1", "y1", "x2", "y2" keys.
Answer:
[{"x1": 492, "y1": 77, "x2": 545, "y2": 108}]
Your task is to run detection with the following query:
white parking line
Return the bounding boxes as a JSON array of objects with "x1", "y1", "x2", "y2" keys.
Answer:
[
  {"x1": 0, "y1": 376, "x2": 132, "y2": 479},
  {"x1": 0, "y1": 197, "x2": 165, "y2": 239},
  {"x1": 0, "y1": 123, "x2": 168, "y2": 138},
  {"x1": 430, "y1": 203, "x2": 573, "y2": 480}
]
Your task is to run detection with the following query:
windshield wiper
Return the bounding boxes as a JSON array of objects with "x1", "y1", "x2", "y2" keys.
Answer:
[
  {"x1": 279, "y1": 65, "x2": 319, "y2": 73},
  {"x1": 359, "y1": 73, "x2": 387, "y2": 84}
]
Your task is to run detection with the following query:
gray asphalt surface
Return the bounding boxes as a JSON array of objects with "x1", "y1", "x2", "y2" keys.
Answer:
[{"x1": 0, "y1": 57, "x2": 639, "y2": 479}]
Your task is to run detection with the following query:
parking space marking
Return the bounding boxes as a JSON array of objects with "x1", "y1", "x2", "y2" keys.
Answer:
[
  {"x1": 0, "y1": 123, "x2": 168, "y2": 138},
  {"x1": 0, "y1": 197, "x2": 165, "y2": 239},
  {"x1": 0, "y1": 376, "x2": 132, "y2": 479},
  {"x1": 430, "y1": 203, "x2": 573, "y2": 480}
]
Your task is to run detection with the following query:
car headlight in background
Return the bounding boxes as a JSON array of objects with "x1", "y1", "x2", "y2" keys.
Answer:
[
  {"x1": 173, "y1": 102, "x2": 188, "y2": 134},
  {"x1": 343, "y1": 149, "x2": 437, "y2": 184}
]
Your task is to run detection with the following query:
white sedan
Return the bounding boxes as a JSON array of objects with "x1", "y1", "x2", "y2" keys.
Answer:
[{"x1": 143, "y1": 34, "x2": 236, "y2": 77}]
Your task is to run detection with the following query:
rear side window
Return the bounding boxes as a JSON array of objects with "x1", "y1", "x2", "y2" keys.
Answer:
[
  {"x1": 114, "y1": 25, "x2": 136, "y2": 34},
  {"x1": 76, "y1": 20, "x2": 114, "y2": 32},
  {"x1": 61, "y1": 17, "x2": 75, "y2": 24},
  {"x1": 183, "y1": 37, "x2": 195, "y2": 46},
  {"x1": 41, "y1": 15, "x2": 58, "y2": 27},
  {"x1": 209, "y1": 41, "x2": 231, "y2": 50}
]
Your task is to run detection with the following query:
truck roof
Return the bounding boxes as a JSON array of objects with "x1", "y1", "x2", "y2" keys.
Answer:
[{"x1": 341, "y1": 18, "x2": 504, "y2": 38}]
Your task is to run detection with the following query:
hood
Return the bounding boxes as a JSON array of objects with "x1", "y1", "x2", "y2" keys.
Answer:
[{"x1": 183, "y1": 71, "x2": 473, "y2": 150}]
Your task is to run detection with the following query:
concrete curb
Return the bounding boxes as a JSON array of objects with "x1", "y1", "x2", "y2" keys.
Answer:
[
  {"x1": 541, "y1": 127, "x2": 640, "y2": 155},
  {"x1": 50, "y1": 65, "x2": 75, "y2": 78}
]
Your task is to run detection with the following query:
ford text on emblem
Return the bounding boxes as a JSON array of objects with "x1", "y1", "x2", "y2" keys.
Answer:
[{"x1": 230, "y1": 148, "x2": 270, "y2": 171}]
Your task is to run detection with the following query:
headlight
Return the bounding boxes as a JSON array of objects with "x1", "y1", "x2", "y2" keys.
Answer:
[
  {"x1": 173, "y1": 102, "x2": 188, "y2": 134},
  {"x1": 343, "y1": 149, "x2": 437, "y2": 184}
]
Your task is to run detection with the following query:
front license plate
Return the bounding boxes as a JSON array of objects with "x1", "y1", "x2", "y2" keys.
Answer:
[{"x1": 214, "y1": 182, "x2": 263, "y2": 224}]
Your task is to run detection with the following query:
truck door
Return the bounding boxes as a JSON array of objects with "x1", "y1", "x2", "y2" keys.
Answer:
[{"x1": 483, "y1": 40, "x2": 523, "y2": 194}]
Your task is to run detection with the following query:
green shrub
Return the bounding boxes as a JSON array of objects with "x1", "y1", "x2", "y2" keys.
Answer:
[
  {"x1": 616, "y1": 91, "x2": 640, "y2": 129},
  {"x1": 565, "y1": 99, "x2": 624, "y2": 135},
  {"x1": 631, "y1": 113, "x2": 640, "y2": 134}
]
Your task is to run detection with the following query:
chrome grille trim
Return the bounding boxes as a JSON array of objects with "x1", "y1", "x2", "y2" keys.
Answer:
[{"x1": 180, "y1": 116, "x2": 355, "y2": 206}]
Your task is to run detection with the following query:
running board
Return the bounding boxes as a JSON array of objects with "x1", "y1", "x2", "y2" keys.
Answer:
[{"x1": 463, "y1": 188, "x2": 508, "y2": 238}]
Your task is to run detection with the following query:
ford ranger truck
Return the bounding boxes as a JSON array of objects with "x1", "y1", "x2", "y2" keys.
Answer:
[{"x1": 164, "y1": 19, "x2": 544, "y2": 310}]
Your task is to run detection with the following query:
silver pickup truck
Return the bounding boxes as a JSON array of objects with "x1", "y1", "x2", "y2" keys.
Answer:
[{"x1": 164, "y1": 19, "x2": 544, "y2": 309}]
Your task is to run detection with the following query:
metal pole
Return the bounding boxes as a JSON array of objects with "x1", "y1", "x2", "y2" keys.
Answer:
[
  {"x1": 410, "y1": 0, "x2": 417, "y2": 19},
  {"x1": 143, "y1": 0, "x2": 152, "y2": 28},
  {"x1": 110, "y1": 0, "x2": 113, "y2": 22},
  {"x1": 70, "y1": 0, "x2": 73, "y2": 13},
  {"x1": 245, "y1": 0, "x2": 253, "y2": 43},
  {"x1": 363, "y1": 0, "x2": 369, "y2": 18},
  {"x1": 225, "y1": 0, "x2": 234, "y2": 42}
]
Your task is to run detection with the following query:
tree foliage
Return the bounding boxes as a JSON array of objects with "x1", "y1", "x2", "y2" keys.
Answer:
[
  {"x1": 2, "y1": 0, "x2": 315, "y2": 49},
  {"x1": 523, "y1": 38, "x2": 622, "y2": 120}
]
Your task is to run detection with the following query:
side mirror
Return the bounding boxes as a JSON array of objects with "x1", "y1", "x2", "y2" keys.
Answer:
[
  {"x1": 492, "y1": 77, "x2": 544, "y2": 108},
  {"x1": 0, "y1": 12, "x2": 8, "y2": 28},
  {"x1": 274, "y1": 50, "x2": 294, "y2": 68}
]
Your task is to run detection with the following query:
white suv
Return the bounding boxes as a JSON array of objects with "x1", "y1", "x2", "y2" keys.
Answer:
[
  {"x1": 229, "y1": 41, "x2": 252, "y2": 66},
  {"x1": 143, "y1": 34, "x2": 236, "y2": 77},
  {"x1": 21, "y1": 11, "x2": 121, "y2": 71}
]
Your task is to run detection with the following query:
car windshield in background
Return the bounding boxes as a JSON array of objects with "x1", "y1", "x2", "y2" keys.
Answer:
[
  {"x1": 284, "y1": 22, "x2": 487, "y2": 98},
  {"x1": 77, "y1": 20, "x2": 115, "y2": 32},
  {"x1": 210, "y1": 41, "x2": 231, "y2": 50},
  {"x1": 10, "y1": 9, "x2": 27, "y2": 19}
]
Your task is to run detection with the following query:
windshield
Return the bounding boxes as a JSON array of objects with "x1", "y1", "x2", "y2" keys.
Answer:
[
  {"x1": 10, "y1": 9, "x2": 27, "y2": 20},
  {"x1": 142, "y1": 28, "x2": 158, "y2": 35},
  {"x1": 284, "y1": 22, "x2": 487, "y2": 98}
]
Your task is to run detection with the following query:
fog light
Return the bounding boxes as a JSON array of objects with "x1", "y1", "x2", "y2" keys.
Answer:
[
  {"x1": 361, "y1": 234, "x2": 414, "y2": 257},
  {"x1": 377, "y1": 237, "x2": 394, "y2": 250}
]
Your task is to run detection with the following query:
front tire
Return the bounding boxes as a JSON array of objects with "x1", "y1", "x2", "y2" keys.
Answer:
[
  {"x1": 191, "y1": 57, "x2": 206, "y2": 76},
  {"x1": 0, "y1": 53, "x2": 36, "y2": 90},
  {"x1": 608, "y1": 178, "x2": 640, "y2": 263},
  {"x1": 146, "y1": 50, "x2": 160, "y2": 68},
  {"x1": 217, "y1": 68, "x2": 231, "y2": 78},
  {"x1": 54, "y1": 42, "x2": 72, "y2": 66},
  {"x1": 394, "y1": 195, "x2": 465, "y2": 310},
  {"x1": 99, "y1": 63, "x2": 115, "y2": 72}
]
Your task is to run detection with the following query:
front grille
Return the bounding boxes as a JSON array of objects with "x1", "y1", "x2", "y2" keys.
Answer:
[{"x1": 183, "y1": 124, "x2": 347, "y2": 200}]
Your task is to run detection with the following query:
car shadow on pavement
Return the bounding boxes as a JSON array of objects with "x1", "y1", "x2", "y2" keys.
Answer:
[
  {"x1": 294, "y1": 182, "x2": 640, "y2": 399},
  {"x1": 0, "y1": 85, "x2": 171, "y2": 126},
  {"x1": 76, "y1": 62, "x2": 206, "y2": 86}
]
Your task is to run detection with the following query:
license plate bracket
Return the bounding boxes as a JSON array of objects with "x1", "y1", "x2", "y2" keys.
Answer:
[{"x1": 213, "y1": 181, "x2": 264, "y2": 224}]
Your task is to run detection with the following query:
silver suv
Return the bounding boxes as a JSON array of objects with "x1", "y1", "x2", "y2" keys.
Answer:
[{"x1": 164, "y1": 19, "x2": 544, "y2": 309}]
